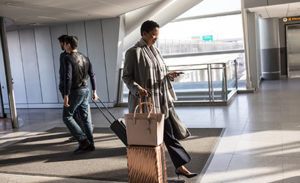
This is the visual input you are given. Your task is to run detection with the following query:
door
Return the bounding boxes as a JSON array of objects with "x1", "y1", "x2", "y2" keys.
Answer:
[{"x1": 287, "y1": 24, "x2": 300, "y2": 78}]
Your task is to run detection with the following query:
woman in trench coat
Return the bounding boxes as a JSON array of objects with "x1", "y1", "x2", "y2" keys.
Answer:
[{"x1": 122, "y1": 20, "x2": 197, "y2": 178}]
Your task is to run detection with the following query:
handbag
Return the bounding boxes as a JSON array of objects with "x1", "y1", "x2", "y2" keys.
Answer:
[{"x1": 125, "y1": 96, "x2": 165, "y2": 146}]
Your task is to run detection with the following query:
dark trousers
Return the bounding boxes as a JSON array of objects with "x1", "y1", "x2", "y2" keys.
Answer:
[{"x1": 164, "y1": 118, "x2": 191, "y2": 168}]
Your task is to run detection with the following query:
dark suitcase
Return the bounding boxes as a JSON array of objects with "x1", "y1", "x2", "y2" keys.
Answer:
[{"x1": 92, "y1": 99, "x2": 127, "y2": 146}]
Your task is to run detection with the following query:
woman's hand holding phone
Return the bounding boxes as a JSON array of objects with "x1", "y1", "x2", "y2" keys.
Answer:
[{"x1": 168, "y1": 71, "x2": 184, "y2": 79}]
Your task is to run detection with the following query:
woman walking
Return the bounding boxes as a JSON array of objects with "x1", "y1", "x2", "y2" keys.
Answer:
[{"x1": 122, "y1": 20, "x2": 197, "y2": 178}]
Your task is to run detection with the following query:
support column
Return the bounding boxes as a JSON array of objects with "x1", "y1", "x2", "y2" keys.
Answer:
[
  {"x1": 0, "y1": 17, "x2": 18, "y2": 128},
  {"x1": 242, "y1": 9, "x2": 262, "y2": 90},
  {"x1": 242, "y1": 9, "x2": 254, "y2": 89},
  {"x1": 259, "y1": 18, "x2": 281, "y2": 80}
]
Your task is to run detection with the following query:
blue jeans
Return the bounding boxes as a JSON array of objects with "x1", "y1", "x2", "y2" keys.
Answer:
[
  {"x1": 60, "y1": 87, "x2": 85, "y2": 131},
  {"x1": 63, "y1": 87, "x2": 94, "y2": 145}
]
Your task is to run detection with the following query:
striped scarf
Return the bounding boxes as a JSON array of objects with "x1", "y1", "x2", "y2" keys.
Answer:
[{"x1": 137, "y1": 39, "x2": 177, "y2": 118}]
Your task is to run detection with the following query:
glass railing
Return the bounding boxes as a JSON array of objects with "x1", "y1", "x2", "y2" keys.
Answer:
[
  {"x1": 167, "y1": 60, "x2": 237, "y2": 102},
  {"x1": 118, "y1": 59, "x2": 238, "y2": 104},
  {"x1": 157, "y1": 38, "x2": 244, "y2": 56}
]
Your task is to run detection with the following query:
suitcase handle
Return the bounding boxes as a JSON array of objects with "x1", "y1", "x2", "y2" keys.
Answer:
[
  {"x1": 92, "y1": 99, "x2": 117, "y2": 124},
  {"x1": 96, "y1": 99, "x2": 117, "y2": 121}
]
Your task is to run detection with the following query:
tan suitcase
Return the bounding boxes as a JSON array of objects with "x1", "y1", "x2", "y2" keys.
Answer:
[{"x1": 127, "y1": 143, "x2": 167, "y2": 183}]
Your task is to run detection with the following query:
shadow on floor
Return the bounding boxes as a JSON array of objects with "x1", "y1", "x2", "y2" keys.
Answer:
[{"x1": 0, "y1": 127, "x2": 222, "y2": 183}]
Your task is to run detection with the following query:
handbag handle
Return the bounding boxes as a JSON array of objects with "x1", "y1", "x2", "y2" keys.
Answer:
[
  {"x1": 133, "y1": 97, "x2": 154, "y2": 133},
  {"x1": 134, "y1": 97, "x2": 153, "y2": 119},
  {"x1": 138, "y1": 91, "x2": 152, "y2": 114}
]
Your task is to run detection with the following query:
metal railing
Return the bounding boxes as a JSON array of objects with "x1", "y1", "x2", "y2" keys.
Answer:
[{"x1": 117, "y1": 59, "x2": 238, "y2": 105}]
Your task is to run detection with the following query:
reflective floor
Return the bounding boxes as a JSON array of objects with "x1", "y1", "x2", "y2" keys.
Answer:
[
  {"x1": 200, "y1": 79, "x2": 300, "y2": 183},
  {"x1": 1, "y1": 79, "x2": 300, "y2": 183}
]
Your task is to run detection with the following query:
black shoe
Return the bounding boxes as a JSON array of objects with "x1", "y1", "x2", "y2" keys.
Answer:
[
  {"x1": 175, "y1": 169, "x2": 198, "y2": 178},
  {"x1": 86, "y1": 144, "x2": 95, "y2": 151},
  {"x1": 73, "y1": 139, "x2": 90, "y2": 154}
]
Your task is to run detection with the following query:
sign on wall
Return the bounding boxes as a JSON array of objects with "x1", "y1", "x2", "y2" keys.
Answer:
[{"x1": 283, "y1": 17, "x2": 300, "y2": 23}]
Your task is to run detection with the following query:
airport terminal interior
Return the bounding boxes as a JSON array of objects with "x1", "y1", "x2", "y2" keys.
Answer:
[{"x1": 1, "y1": 0, "x2": 300, "y2": 182}]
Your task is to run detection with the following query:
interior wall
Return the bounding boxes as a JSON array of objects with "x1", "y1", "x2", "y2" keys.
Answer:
[
  {"x1": 0, "y1": 37, "x2": 8, "y2": 105},
  {"x1": 0, "y1": 17, "x2": 123, "y2": 108}
]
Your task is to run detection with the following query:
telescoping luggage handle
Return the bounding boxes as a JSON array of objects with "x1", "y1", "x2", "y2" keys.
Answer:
[{"x1": 92, "y1": 99, "x2": 117, "y2": 125}]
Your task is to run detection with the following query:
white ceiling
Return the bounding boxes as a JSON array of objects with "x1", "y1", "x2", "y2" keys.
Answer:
[
  {"x1": 249, "y1": 1, "x2": 300, "y2": 18},
  {"x1": 0, "y1": 0, "x2": 161, "y2": 28}
]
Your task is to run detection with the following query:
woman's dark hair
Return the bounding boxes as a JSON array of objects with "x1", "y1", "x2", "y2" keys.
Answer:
[
  {"x1": 58, "y1": 35, "x2": 68, "y2": 43},
  {"x1": 64, "y1": 36, "x2": 78, "y2": 50},
  {"x1": 140, "y1": 20, "x2": 160, "y2": 36}
]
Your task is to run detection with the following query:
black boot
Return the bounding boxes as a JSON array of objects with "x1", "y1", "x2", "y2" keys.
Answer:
[
  {"x1": 73, "y1": 139, "x2": 90, "y2": 154},
  {"x1": 86, "y1": 143, "x2": 95, "y2": 151}
]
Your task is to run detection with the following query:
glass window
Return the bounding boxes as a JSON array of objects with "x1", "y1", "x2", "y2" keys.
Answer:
[
  {"x1": 158, "y1": 14, "x2": 244, "y2": 55},
  {"x1": 178, "y1": 0, "x2": 241, "y2": 18}
]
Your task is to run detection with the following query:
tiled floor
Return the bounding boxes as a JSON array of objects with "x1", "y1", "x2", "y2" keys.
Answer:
[
  {"x1": 200, "y1": 79, "x2": 300, "y2": 183},
  {"x1": 1, "y1": 79, "x2": 300, "y2": 183}
]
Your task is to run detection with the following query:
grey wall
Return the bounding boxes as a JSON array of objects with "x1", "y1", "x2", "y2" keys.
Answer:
[
  {"x1": 0, "y1": 17, "x2": 123, "y2": 108},
  {"x1": 102, "y1": 18, "x2": 123, "y2": 103},
  {"x1": 0, "y1": 39, "x2": 8, "y2": 105}
]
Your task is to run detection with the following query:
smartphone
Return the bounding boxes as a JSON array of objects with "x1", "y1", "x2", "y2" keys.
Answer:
[{"x1": 168, "y1": 71, "x2": 184, "y2": 76}]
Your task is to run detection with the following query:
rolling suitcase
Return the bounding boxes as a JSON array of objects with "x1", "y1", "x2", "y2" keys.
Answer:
[
  {"x1": 127, "y1": 143, "x2": 167, "y2": 183},
  {"x1": 92, "y1": 99, "x2": 127, "y2": 146}
]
